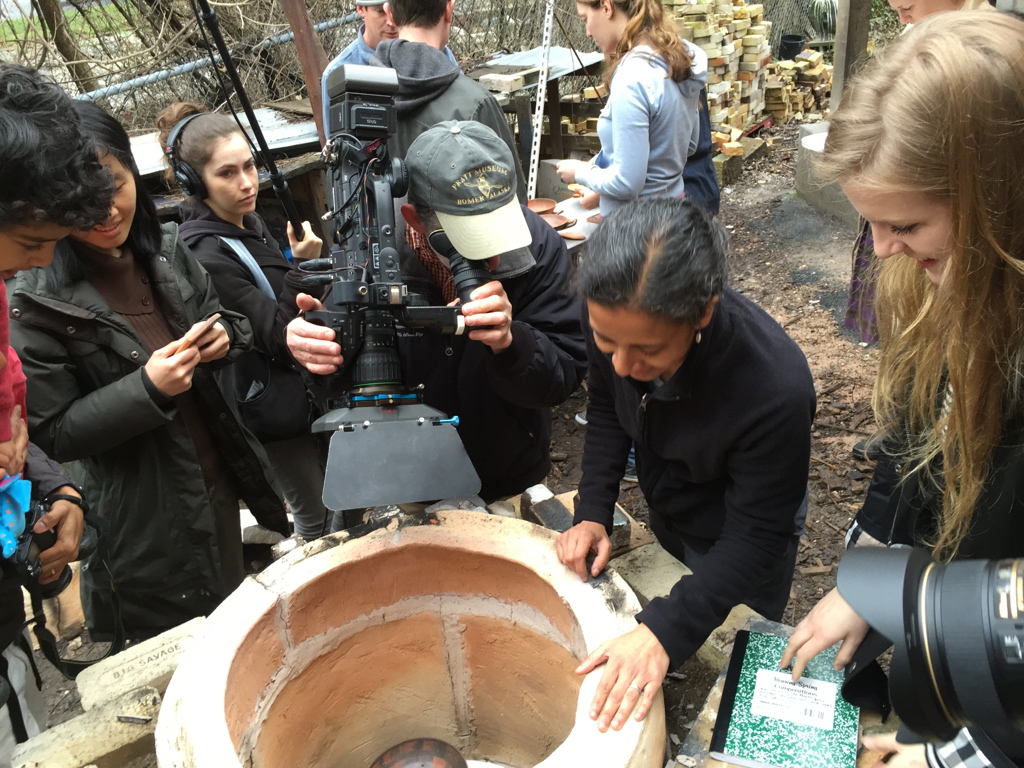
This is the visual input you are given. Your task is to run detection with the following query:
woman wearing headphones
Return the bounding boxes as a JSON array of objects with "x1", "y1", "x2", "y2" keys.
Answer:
[{"x1": 157, "y1": 103, "x2": 330, "y2": 540}]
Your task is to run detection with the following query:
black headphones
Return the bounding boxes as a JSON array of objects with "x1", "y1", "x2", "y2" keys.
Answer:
[{"x1": 163, "y1": 114, "x2": 208, "y2": 199}]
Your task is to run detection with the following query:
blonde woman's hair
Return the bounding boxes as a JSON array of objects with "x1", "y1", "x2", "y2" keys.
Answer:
[
  {"x1": 819, "y1": 11, "x2": 1024, "y2": 560},
  {"x1": 579, "y1": 0, "x2": 692, "y2": 84}
]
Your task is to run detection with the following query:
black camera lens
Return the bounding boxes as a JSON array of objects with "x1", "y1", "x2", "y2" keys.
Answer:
[
  {"x1": 839, "y1": 549, "x2": 1024, "y2": 742},
  {"x1": 916, "y1": 557, "x2": 1024, "y2": 735},
  {"x1": 351, "y1": 310, "x2": 401, "y2": 389},
  {"x1": 38, "y1": 565, "x2": 72, "y2": 600},
  {"x1": 24, "y1": 510, "x2": 73, "y2": 599}
]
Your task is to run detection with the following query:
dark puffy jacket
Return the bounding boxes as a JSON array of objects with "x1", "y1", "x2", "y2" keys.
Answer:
[
  {"x1": 9, "y1": 224, "x2": 288, "y2": 638},
  {"x1": 286, "y1": 208, "x2": 586, "y2": 500},
  {"x1": 574, "y1": 289, "x2": 816, "y2": 667}
]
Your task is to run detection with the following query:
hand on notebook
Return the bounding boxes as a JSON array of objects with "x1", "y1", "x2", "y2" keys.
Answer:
[
  {"x1": 780, "y1": 587, "x2": 870, "y2": 681},
  {"x1": 574, "y1": 623, "x2": 669, "y2": 733}
]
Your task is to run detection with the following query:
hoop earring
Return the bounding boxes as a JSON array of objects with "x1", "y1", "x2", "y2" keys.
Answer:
[{"x1": 694, "y1": 329, "x2": 702, "y2": 345}]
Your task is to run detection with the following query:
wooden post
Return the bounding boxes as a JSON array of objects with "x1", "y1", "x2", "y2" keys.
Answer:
[
  {"x1": 830, "y1": 0, "x2": 872, "y2": 106},
  {"x1": 277, "y1": 0, "x2": 330, "y2": 144}
]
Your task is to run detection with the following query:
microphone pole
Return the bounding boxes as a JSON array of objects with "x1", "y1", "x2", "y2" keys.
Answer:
[{"x1": 193, "y1": 0, "x2": 306, "y2": 240}]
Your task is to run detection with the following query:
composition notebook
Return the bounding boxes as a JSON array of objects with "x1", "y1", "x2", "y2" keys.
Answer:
[{"x1": 709, "y1": 630, "x2": 859, "y2": 768}]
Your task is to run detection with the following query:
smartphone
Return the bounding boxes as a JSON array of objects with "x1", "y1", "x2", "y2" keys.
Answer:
[{"x1": 172, "y1": 313, "x2": 222, "y2": 355}]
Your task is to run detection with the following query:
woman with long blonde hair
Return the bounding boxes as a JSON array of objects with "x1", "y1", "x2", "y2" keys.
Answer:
[
  {"x1": 555, "y1": 0, "x2": 705, "y2": 215},
  {"x1": 782, "y1": 11, "x2": 1024, "y2": 764}
]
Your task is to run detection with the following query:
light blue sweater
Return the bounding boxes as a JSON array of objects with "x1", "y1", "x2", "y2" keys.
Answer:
[{"x1": 575, "y1": 45, "x2": 705, "y2": 217}]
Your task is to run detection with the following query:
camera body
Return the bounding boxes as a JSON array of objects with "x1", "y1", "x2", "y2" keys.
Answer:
[
  {"x1": 325, "y1": 64, "x2": 399, "y2": 140},
  {"x1": 300, "y1": 65, "x2": 483, "y2": 510}
]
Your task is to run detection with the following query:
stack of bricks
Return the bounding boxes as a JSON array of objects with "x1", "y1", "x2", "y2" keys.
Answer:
[
  {"x1": 669, "y1": 0, "x2": 772, "y2": 135},
  {"x1": 765, "y1": 49, "x2": 833, "y2": 124}
]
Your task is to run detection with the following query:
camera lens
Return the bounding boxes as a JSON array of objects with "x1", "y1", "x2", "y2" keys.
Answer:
[
  {"x1": 38, "y1": 565, "x2": 72, "y2": 600},
  {"x1": 916, "y1": 557, "x2": 1024, "y2": 734},
  {"x1": 351, "y1": 310, "x2": 401, "y2": 389},
  {"x1": 841, "y1": 549, "x2": 1024, "y2": 742}
]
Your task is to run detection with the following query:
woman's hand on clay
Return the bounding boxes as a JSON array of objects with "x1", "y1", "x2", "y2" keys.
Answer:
[
  {"x1": 555, "y1": 520, "x2": 612, "y2": 581},
  {"x1": 287, "y1": 221, "x2": 324, "y2": 263},
  {"x1": 861, "y1": 732, "x2": 927, "y2": 768},
  {"x1": 556, "y1": 159, "x2": 587, "y2": 184},
  {"x1": 780, "y1": 587, "x2": 870, "y2": 680},
  {"x1": 145, "y1": 341, "x2": 201, "y2": 397},
  {"x1": 577, "y1": 623, "x2": 669, "y2": 732},
  {"x1": 195, "y1": 320, "x2": 231, "y2": 363},
  {"x1": 0, "y1": 406, "x2": 28, "y2": 478},
  {"x1": 579, "y1": 187, "x2": 600, "y2": 210}
]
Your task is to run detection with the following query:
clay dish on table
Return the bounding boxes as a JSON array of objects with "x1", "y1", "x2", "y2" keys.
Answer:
[
  {"x1": 527, "y1": 197, "x2": 557, "y2": 215},
  {"x1": 541, "y1": 213, "x2": 575, "y2": 230}
]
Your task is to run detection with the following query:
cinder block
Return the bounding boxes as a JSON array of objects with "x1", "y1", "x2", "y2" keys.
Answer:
[
  {"x1": 13, "y1": 686, "x2": 161, "y2": 768},
  {"x1": 713, "y1": 152, "x2": 744, "y2": 186},
  {"x1": 694, "y1": 603, "x2": 765, "y2": 671},
  {"x1": 76, "y1": 617, "x2": 205, "y2": 711},
  {"x1": 517, "y1": 487, "x2": 635, "y2": 552},
  {"x1": 480, "y1": 71, "x2": 526, "y2": 93}
]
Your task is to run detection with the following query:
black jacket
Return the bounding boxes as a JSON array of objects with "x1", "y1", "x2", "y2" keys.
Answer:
[
  {"x1": 287, "y1": 207, "x2": 586, "y2": 500},
  {"x1": 177, "y1": 202, "x2": 312, "y2": 440},
  {"x1": 574, "y1": 288, "x2": 816, "y2": 667},
  {"x1": 9, "y1": 224, "x2": 288, "y2": 638},
  {"x1": 0, "y1": 443, "x2": 76, "y2": 651},
  {"x1": 682, "y1": 88, "x2": 721, "y2": 216},
  {"x1": 855, "y1": 422, "x2": 1024, "y2": 559}
]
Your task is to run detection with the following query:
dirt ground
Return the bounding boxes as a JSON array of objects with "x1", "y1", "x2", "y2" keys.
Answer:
[
  {"x1": 34, "y1": 121, "x2": 879, "y2": 762},
  {"x1": 545, "y1": 120, "x2": 879, "y2": 747}
]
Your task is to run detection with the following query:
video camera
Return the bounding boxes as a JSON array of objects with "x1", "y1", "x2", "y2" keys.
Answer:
[
  {"x1": 298, "y1": 65, "x2": 484, "y2": 511},
  {"x1": 838, "y1": 548, "x2": 1024, "y2": 747}
]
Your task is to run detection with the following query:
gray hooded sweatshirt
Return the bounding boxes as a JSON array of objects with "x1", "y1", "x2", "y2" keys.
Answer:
[{"x1": 371, "y1": 38, "x2": 526, "y2": 201}]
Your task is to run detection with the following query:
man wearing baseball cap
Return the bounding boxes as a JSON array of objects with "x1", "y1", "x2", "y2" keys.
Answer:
[{"x1": 286, "y1": 121, "x2": 585, "y2": 524}]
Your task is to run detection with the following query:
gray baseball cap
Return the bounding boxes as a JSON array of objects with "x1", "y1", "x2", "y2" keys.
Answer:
[{"x1": 406, "y1": 121, "x2": 531, "y2": 261}]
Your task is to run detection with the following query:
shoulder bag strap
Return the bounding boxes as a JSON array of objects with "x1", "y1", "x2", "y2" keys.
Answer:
[{"x1": 218, "y1": 237, "x2": 277, "y2": 300}]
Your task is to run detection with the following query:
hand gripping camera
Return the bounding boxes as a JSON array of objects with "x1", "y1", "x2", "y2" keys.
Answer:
[
  {"x1": 0, "y1": 476, "x2": 72, "y2": 599},
  {"x1": 299, "y1": 65, "x2": 486, "y2": 511}
]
